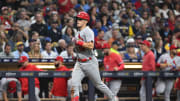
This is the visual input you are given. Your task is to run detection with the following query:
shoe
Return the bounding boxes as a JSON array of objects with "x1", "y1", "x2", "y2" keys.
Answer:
[{"x1": 71, "y1": 96, "x2": 79, "y2": 101}]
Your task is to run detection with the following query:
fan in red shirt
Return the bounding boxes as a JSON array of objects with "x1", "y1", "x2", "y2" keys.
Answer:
[
  {"x1": 103, "y1": 43, "x2": 124, "y2": 101},
  {"x1": 49, "y1": 56, "x2": 70, "y2": 100},
  {"x1": 58, "y1": 0, "x2": 76, "y2": 15},
  {"x1": 95, "y1": 29, "x2": 108, "y2": 49},
  {"x1": 139, "y1": 40, "x2": 155, "y2": 101},
  {"x1": 18, "y1": 56, "x2": 43, "y2": 101}
]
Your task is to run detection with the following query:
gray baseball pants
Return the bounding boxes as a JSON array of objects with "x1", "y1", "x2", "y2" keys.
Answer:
[
  {"x1": 155, "y1": 79, "x2": 174, "y2": 101},
  {"x1": 108, "y1": 80, "x2": 122, "y2": 96},
  {"x1": 71, "y1": 56, "x2": 114, "y2": 100}
]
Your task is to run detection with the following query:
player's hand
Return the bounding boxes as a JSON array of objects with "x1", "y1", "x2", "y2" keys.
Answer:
[
  {"x1": 48, "y1": 92, "x2": 52, "y2": 98},
  {"x1": 114, "y1": 67, "x2": 118, "y2": 71},
  {"x1": 76, "y1": 40, "x2": 84, "y2": 46}
]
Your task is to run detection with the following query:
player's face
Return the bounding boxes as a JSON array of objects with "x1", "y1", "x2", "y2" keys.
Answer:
[{"x1": 77, "y1": 18, "x2": 87, "y2": 28}]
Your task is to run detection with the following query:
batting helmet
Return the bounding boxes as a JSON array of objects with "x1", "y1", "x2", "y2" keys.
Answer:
[{"x1": 76, "y1": 11, "x2": 90, "y2": 22}]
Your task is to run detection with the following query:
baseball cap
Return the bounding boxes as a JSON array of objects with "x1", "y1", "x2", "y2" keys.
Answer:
[
  {"x1": 8, "y1": 81, "x2": 16, "y2": 93},
  {"x1": 122, "y1": 14, "x2": 128, "y2": 19},
  {"x1": 140, "y1": 40, "x2": 150, "y2": 47},
  {"x1": 55, "y1": 56, "x2": 64, "y2": 62},
  {"x1": 45, "y1": 37, "x2": 52, "y2": 42},
  {"x1": 126, "y1": 38, "x2": 135, "y2": 43},
  {"x1": 1, "y1": 6, "x2": 8, "y2": 11},
  {"x1": 112, "y1": 23, "x2": 119, "y2": 30},
  {"x1": 16, "y1": 41, "x2": 24, "y2": 47},
  {"x1": 170, "y1": 45, "x2": 177, "y2": 50},
  {"x1": 19, "y1": 56, "x2": 28, "y2": 63},
  {"x1": 146, "y1": 37, "x2": 153, "y2": 42},
  {"x1": 112, "y1": 41, "x2": 120, "y2": 46}
]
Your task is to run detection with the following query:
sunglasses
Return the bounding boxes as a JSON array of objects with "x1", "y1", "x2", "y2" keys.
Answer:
[{"x1": 77, "y1": 18, "x2": 86, "y2": 21}]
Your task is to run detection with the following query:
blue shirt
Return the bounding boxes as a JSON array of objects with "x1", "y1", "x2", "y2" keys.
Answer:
[{"x1": 12, "y1": 50, "x2": 29, "y2": 58}]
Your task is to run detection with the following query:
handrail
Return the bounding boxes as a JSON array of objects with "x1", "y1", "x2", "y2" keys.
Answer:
[{"x1": 0, "y1": 71, "x2": 179, "y2": 101}]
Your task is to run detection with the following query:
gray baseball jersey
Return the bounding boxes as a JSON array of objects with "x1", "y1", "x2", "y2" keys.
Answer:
[
  {"x1": 71, "y1": 26, "x2": 115, "y2": 101},
  {"x1": 0, "y1": 78, "x2": 21, "y2": 93},
  {"x1": 74, "y1": 26, "x2": 94, "y2": 59},
  {"x1": 157, "y1": 53, "x2": 178, "y2": 71}
]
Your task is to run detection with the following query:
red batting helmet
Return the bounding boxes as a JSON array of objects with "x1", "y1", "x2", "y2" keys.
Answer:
[{"x1": 76, "y1": 11, "x2": 90, "y2": 22}]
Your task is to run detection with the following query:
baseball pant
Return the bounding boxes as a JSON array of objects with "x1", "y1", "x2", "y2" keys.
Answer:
[
  {"x1": 139, "y1": 79, "x2": 154, "y2": 101},
  {"x1": 155, "y1": 79, "x2": 174, "y2": 101},
  {"x1": 52, "y1": 95, "x2": 66, "y2": 101},
  {"x1": 177, "y1": 90, "x2": 180, "y2": 101},
  {"x1": 24, "y1": 87, "x2": 40, "y2": 101},
  {"x1": 71, "y1": 56, "x2": 114, "y2": 100},
  {"x1": 108, "y1": 80, "x2": 122, "y2": 96}
]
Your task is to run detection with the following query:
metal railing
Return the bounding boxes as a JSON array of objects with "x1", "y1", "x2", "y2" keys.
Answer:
[{"x1": 0, "y1": 71, "x2": 179, "y2": 101}]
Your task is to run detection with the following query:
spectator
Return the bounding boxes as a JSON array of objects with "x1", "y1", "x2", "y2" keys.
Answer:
[
  {"x1": 0, "y1": 43, "x2": 14, "y2": 58},
  {"x1": 58, "y1": 0, "x2": 76, "y2": 15},
  {"x1": 139, "y1": 40, "x2": 155, "y2": 101},
  {"x1": 47, "y1": 20, "x2": 62, "y2": 42},
  {"x1": 119, "y1": 14, "x2": 130, "y2": 38},
  {"x1": 123, "y1": 38, "x2": 141, "y2": 60},
  {"x1": 153, "y1": 38, "x2": 166, "y2": 62},
  {"x1": 61, "y1": 17, "x2": 77, "y2": 35},
  {"x1": 31, "y1": 31, "x2": 42, "y2": 50},
  {"x1": 159, "y1": 3, "x2": 169, "y2": 19},
  {"x1": 0, "y1": 25, "x2": 8, "y2": 52},
  {"x1": 16, "y1": 9, "x2": 31, "y2": 34},
  {"x1": 168, "y1": 14, "x2": 176, "y2": 31},
  {"x1": 49, "y1": 56, "x2": 70, "y2": 100},
  {"x1": 18, "y1": 56, "x2": 43, "y2": 101},
  {"x1": 89, "y1": 6, "x2": 97, "y2": 28},
  {"x1": 110, "y1": 41, "x2": 121, "y2": 55},
  {"x1": 92, "y1": 20, "x2": 102, "y2": 37},
  {"x1": 9, "y1": 23, "x2": 29, "y2": 44},
  {"x1": 108, "y1": 28, "x2": 121, "y2": 47},
  {"x1": 0, "y1": 78, "x2": 22, "y2": 101},
  {"x1": 30, "y1": 12, "x2": 48, "y2": 38},
  {"x1": 95, "y1": 29, "x2": 107, "y2": 49},
  {"x1": 28, "y1": 42, "x2": 42, "y2": 58},
  {"x1": 132, "y1": 19, "x2": 141, "y2": 35},
  {"x1": 60, "y1": 43, "x2": 76, "y2": 59},
  {"x1": 116, "y1": 37, "x2": 126, "y2": 52},
  {"x1": 24, "y1": 39, "x2": 36, "y2": 53},
  {"x1": 41, "y1": 42, "x2": 58, "y2": 59},
  {"x1": 12, "y1": 42, "x2": 29, "y2": 58},
  {"x1": 155, "y1": 45, "x2": 178, "y2": 101},
  {"x1": 159, "y1": 22, "x2": 173, "y2": 43},
  {"x1": 103, "y1": 43, "x2": 124, "y2": 101},
  {"x1": 0, "y1": 6, "x2": 13, "y2": 31},
  {"x1": 54, "y1": 39, "x2": 67, "y2": 54},
  {"x1": 62, "y1": 26, "x2": 75, "y2": 44}
]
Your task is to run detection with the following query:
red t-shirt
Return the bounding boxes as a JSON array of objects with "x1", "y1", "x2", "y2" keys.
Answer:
[
  {"x1": 58, "y1": 0, "x2": 74, "y2": 14},
  {"x1": 95, "y1": 37, "x2": 107, "y2": 49},
  {"x1": 51, "y1": 65, "x2": 70, "y2": 97},
  {"x1": 142, "y1": 50, "x2": 156, "y2": 71},
  {"x1": 104, "y1": 52, "x2": 124, "y2": 82},
  {"x1": 19, "y1": 64, "x2": 43, "y2": 95}
]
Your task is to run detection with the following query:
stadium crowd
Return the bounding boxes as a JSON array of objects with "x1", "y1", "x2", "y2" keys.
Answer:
[{"x1": 0, "y1": 0, "x2": 179, "y2": 101}]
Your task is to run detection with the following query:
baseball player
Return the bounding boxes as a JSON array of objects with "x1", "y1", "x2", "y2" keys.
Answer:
[
  {"x1": 139, "y1": 40, "x2": 156, "y2": 101},
  {"x1": 71, "y1": 11, "x2": 115, "y2": 101},
  {"x1": 49, "y1": 56, "x2": 70, "y2": 101},
  {"x1": 174, "y1": 52, "x2": 180, "y2": 101},
  {"x1": 155, "y1": 45, "x2": 178, "y2": 101},
  {"x1": 0, "y1": 78, "x2": 22, "y2": 101},
  {"x1": 103, "y1": 43, "x2": 124, "y2": 101},
  {"x1": 18, "y1": 56, "x2": 43, "y2": 101}
]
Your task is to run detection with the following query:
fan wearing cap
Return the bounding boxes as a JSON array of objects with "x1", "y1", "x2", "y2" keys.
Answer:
[
  {"x1": 139, "y1": 40, "x2": 156, "y2": 101},
  {"x1": 71, "y1": 11, "x2": 116, "y2": 101},
  {"x1": 49, "y1": 56, "x2": 70, "y2": 100},
  {"x1": 12, "y1": 41, "x2": 29, "y2": 58},
  {"x1": 155, "y1": 45, "x2": 178, "y2": 101},
  {"x1": 18, "y1": 56, "x2": 43, "y2": 101},
  {"x1": 103, "y1": 43, "x2": 124, "y2": 101},
  {"x1": 0, "y1": 78, "x2": 22, "y2": 101},
  {"x1": 0, "y1": 6, "x2": 13, "y2": 31}
]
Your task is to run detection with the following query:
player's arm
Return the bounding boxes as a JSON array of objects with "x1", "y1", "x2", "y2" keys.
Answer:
[
  {"x1": 16, "y1": 80, "x2": 22, "y2": 101},
  {"x1": 17, "y1": 92, "x2": 22, "y2": 101},
  {"x1": 2, "y1": 91, "x2": 8, "y2": 101},
  {"x1": 76, "y1": 41, "x2": 94, "y2": 49}
]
